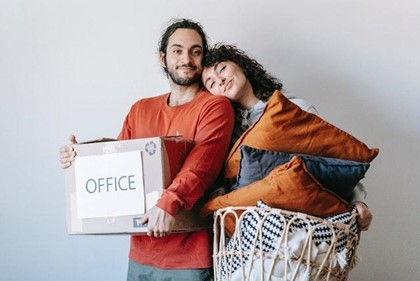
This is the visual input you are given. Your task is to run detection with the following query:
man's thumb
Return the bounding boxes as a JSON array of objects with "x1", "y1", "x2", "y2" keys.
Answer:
[{"x1": 69, "y1": 134, "x2": 78, "y2": 144}]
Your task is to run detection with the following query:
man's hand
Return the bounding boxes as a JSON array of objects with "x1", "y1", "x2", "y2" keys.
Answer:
[
  {"x1": 139, "y1": 206, "x2": 175, "y2": 238},
  {"x1": 353, "y1": 201, "x2": 373, "y2": 231},
  {"x1": 59, "y1": 135, "x2": 78, "y2": 169}
]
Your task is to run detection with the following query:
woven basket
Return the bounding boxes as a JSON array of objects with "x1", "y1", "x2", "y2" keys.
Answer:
[{"x1": 213, "y1": 205, "x2": 360, "y2": 281}]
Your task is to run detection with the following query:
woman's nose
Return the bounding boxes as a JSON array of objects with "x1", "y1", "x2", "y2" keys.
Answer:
[{"x1": 218, "y1": 78, "x2": 226, "y2": 86}]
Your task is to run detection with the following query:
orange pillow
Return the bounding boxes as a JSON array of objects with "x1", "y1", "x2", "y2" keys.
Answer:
[
  {"x1": 201, "y1": 156, "x2": 351, "y2": 236},
  {"x1": 224, "y1": 90, "x2": 379, "y2": 182}
]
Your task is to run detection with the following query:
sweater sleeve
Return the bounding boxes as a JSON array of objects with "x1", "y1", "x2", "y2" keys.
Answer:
[
  {"x1": 156, "y1": 97, "x2": 235, "y2": 216},
  {"x1": 349, "y1": 182, "x2": 367, "y2": 203}
]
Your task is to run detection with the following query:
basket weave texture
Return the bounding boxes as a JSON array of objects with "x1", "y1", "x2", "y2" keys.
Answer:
[{"x1": 213, "y1": 202, "x2": 360, "y2": 281}]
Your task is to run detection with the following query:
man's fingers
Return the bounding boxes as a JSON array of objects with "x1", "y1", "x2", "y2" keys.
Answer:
[
  {"x1": 59, "y1": 146, "x2": 76, "y2": 169},
  {"x1": 59, "y1": 137, "x2": 77, "y2": 170},
  {"x1": 153, "y1": 231, "x2": 165, "y2": 237},
  {"x1": 148, "y1": 228, "x2": 163, "y2": 238},
  {"x1": 60, "y1": 145, "x2": 74, "y2": 153},
  {"x1": 60, "y1": 152, "x2": 75, "y2": 161},
  {"x1": 60, "y1": 146, "x2": 76, "y2": 158},
  {"x1": 146, "y1": 223, "x2": 169, "y2": 238},
  {"x1": 60, "y1": 161, "x2": 71, "y2": 169},
  {"x1": 60, "y1": 156, "x2": 72, "y2": 165},
  {"x1": 149, "y1": 230, "x2": 167, "y2": 238}
]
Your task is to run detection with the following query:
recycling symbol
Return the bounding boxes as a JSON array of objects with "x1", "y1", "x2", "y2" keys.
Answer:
[{"x1": 145, "y1": 141, "x2": 157, "y2": 156}]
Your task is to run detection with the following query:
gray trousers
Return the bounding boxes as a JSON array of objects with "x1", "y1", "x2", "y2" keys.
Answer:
[{"x1": 127, "y1": 260, "x2": 213, "y2": 281}]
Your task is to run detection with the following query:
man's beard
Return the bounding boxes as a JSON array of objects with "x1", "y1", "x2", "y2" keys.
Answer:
[{"x1": 167, "y1": 65, "x2": 201, "y2": 86}]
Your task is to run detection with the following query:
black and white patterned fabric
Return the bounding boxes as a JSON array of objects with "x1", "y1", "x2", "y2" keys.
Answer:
[{"x1": 219, "y1": 201, "x2": 358, "y2": 278}]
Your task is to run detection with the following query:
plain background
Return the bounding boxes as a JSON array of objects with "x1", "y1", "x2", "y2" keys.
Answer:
[{"x1": 1, "y1": 0, "x2": 419, "y2": 280}]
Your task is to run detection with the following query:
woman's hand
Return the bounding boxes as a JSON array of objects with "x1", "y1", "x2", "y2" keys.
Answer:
[
  {"x1": 209, "y1": 186, "x2": 227, "y2": 199},
  {"x1": 353, "y1": 201, "x2": 373, "y2": 231}
]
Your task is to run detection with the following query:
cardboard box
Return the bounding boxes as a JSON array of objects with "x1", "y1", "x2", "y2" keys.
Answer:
[{"x1": 66, "y1": 136, "x2": 212, "y2": 234}]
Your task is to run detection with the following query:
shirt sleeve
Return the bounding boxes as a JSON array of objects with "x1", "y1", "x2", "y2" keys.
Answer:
[
  {"x1": 117, "y1": 100, "x2": 143, "y2": 140},
  {"x1": 157, "y1": 97, "x2": 235, "y2": 216}
]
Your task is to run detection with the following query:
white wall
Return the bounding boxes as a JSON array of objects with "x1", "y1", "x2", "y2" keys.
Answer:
[{"x1": 1, "y1": 0, "x2": 419, "y2": 280}]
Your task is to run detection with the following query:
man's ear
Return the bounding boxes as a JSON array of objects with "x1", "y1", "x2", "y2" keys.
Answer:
[{"x1": 159, "y1": 52, "x2": 166, "y2": 69}]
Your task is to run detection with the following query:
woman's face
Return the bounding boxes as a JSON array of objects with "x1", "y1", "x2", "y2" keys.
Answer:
[{"x1": 202, "y1": 61, "x2": 249, "y2": 102}]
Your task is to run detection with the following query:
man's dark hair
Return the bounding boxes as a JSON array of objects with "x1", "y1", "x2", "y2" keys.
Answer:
[
  {"x1": 158, "y1": 18, "x2": 209, "y2": 56},
  {"x1": 203, "y1": 44, "x2": 283, "y2": 102}
]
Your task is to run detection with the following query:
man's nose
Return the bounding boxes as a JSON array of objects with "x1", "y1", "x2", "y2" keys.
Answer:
[{"x1": 181, "y1": 52, "x2": 193, "y2": 64}]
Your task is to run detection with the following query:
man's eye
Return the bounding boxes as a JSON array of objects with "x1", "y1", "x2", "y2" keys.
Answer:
[
  {"x1": 192, "y1": 49, "x2": 202, "y2": 56},
  {"x1": 174, "y1": 49, "x2": 182, "y2": 54}
]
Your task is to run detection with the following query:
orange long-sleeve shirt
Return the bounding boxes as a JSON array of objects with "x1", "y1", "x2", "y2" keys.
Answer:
[{"x1": 118, "y1": 89, "x2": 234, "y2": 269}]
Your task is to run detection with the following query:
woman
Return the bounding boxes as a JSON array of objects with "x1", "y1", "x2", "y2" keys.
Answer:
[
  {"x1": 202, "y1": 44, "x2": 317, "y2": 144},
  {"x1": 201, "y1": 44, "x2": 372, "y2": 231}
]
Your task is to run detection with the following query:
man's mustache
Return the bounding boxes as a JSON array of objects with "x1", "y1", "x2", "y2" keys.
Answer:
[{"x1": 176, "y1": 64, "x2": 197, "y2": 70}]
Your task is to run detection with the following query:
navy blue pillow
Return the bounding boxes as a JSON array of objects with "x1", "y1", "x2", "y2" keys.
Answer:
[{"x1": 233, "y1": 145, "x2": 370, "y2": 201}]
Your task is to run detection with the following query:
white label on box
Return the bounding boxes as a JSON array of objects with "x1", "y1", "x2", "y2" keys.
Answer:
[{"x1": 74, "y1": 151, "x2": 145, "y2": 218}]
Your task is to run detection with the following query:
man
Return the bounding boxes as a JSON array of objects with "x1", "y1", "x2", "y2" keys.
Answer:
[{"x1": 60, "y1": 19, "x2": 234, "y2": 280}]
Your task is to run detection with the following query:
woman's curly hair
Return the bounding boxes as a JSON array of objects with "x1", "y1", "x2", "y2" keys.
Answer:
[{"x1": 203, "y1": 44, "x2": 283, "y2": 101}]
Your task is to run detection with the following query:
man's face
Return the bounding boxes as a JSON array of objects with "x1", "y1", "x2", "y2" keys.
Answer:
[{"x1": 160, "y1": 28, "x2": 203, "y2": 86}]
